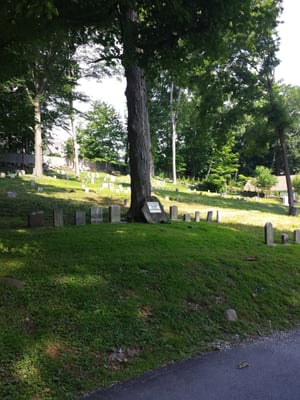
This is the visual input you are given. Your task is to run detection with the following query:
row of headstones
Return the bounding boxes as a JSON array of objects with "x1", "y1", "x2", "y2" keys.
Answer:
[
  {"x1": 264, "y1": 222, "x2": 300, "y2": 245},
  {"x1": 28, "y1": 205, "x2": 122, "y2": 228},
  {"x1": 0, "y1": 170, "x2": 26, "y2": 179},
  {"x1": 169, "y1": 206, "x2": 221, "y2": 223},
  {"x1": 28, "y1": 205, "x2": 221, "y2": 228}
]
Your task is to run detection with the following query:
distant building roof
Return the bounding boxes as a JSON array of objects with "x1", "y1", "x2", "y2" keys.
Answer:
[{"x1": 244, "y1": 175, "x2": 297, "y2": 192}]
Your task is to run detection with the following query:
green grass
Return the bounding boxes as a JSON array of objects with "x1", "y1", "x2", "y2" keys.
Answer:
[{"x1": 1, "y1": 170, "x2": 300, "y2": 399}]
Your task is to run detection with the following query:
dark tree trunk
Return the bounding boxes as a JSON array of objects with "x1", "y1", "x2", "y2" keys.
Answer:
[
  {"x1": 120, "y1": 6, "x2": 152, "y2": 221},
  {"x1": 278, "y1": 127, "x2": 297, "y2": 216},
  {"x1": 125, "y1": 65, "x2": 151, "y2": 221}
]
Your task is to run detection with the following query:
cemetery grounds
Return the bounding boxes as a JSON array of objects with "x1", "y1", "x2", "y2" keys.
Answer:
[{"x1": 1, "y1": 170, "x2": 300, "y2": 399}]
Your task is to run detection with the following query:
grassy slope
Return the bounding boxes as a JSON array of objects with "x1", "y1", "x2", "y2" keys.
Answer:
[{"x1": 1, "y1": 171, "x2": 300, "y2": 399}]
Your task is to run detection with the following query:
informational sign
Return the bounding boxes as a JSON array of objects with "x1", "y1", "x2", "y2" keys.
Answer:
[{"x1": 147, "y1": 202, "x2": 161, "y2": 214}]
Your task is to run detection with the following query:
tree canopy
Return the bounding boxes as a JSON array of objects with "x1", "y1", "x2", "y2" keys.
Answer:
[{"x1": 1, "y1": 0, "x2": 292, "y2": 219}]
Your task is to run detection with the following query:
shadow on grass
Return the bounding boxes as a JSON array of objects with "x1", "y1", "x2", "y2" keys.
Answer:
[{"x1": 0, "y1": 177, "x2": 129, "y2": 228}]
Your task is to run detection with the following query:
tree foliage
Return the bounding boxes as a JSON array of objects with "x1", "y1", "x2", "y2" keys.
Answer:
[
  {"x1": 253, "y1": 165, "x2": 278, "y2": 195},
  {"x1": 78, "y1": 101, "x2": 126, "y2": 167}
]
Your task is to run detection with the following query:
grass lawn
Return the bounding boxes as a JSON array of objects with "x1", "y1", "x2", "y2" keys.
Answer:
[{"x1": 1, "y1": 170, "x2": 300, "y2": 399}]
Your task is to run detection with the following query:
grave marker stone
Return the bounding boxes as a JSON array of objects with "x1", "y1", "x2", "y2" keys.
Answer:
[
  {"x1": 53, "y1": 209, "x2": 64, "y2": 227},
  {"x1": 91, "y1": 206, "x2": 103, "y2": 224},
  {"x1": 141, "y1": 196, "x2": 168, "y2": 223},
  {"x1": 264, "y1": 222, "x2": 274, "y2": 245},
  {"x1": 75, "y1": 210, "x2": 86, "y2": 225},
  {"x1": 7, "y1": 191, "x2": 17, "y2": 198},
  {"x1": 0, "y1": 172, "x2": 5, "y2": 178},
  {"x1": 294, "y1": 229, "x2": 300, "y2": 244},
  {"x1": 217, "y1": 211, "x2": 221, "y2": 223},
  {"x1": 28, "y1": 211, "x2": 44, "y2": 228},
  {"x1": 195, "y1": 211, "x2": 200, "y2": 222},
  {"x1": 225, "y1": 309, "x2": 238, "y2": 321},
  {"x1": 281, "y1": 233, "x2": 289, "y2": 245},
  {"x1": 169, "y1": 205, "x2": 178, "y2": 221},
  {"x1": 183, "y1": 213, "x2": 191, "y2": 222},
  {"x1": 109, "y1": 205, "x2": 121, "y2": 223},
  {"x1": 207, "y1": 211, "x2": 213, "y2": 222}
]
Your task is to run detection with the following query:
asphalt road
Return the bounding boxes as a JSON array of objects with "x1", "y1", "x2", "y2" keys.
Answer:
[{"x1": 78, "y1": 327, "x2": 300, "y2": 400}]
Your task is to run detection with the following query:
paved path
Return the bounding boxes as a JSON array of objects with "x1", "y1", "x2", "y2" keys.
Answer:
[{"x1": 78, "y1": 328, "x2": 300, "y2": 400}]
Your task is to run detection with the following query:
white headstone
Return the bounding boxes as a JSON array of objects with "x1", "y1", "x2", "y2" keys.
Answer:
[
  {"x1": 109, "y1": 205, "x2": 121, "y2": 223},
  {"x1": 91, "y1": 206, "x2": 103, "y2": 224},
  {"x1": 183, "y1": 213, "x2": 191, "y2": 222},
  {"x1": 264, "y1": 222, "x2": 274, "y2": 245},
  {"x1": 169, "y1": 205, "x2": 178, "y2": 221}
]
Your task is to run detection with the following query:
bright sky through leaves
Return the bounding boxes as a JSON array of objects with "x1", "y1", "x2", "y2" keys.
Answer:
[{"x1": 276, "y1": 0, "x2": 300, "y2": 86}]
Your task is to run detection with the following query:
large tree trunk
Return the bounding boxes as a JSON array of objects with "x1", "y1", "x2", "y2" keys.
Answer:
[
  {"x1": 170, "y1": 82, "x2": 177, "y2": 185},
  {"x1": 125, "y1": 65, "x2": 151, "y2": 221},
  {"x1": 121, "y1": 6, "x2": 152, "y2": 221},
  {"x1": 278, "y1": 127, "x2": 297, "y2": 216},
  {"x1": 33, "y1": 98, "x2": 43, "y2": 177}
]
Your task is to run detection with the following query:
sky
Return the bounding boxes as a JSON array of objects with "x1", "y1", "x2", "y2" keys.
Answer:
[
  {"x1": 66, "y1": 0, "x2": 298, "y2": 138},
  {"x1": 275, "y1": 0, "x2": 300, "y2": 85}
]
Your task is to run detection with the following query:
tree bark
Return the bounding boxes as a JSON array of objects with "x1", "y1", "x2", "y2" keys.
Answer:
[
  {"x1": 278, "y1": 127, "x2": 297, "y2": 216},
  {"x1": 33, "y1": 98, "x2": 43, "y2": 177},
  {"x1": 170, "y1": 82, "x2": 177, "y2": 185},
  {"x1": 121, "y1": 6, "x2": 152, "y2": 221},
  {"x1": 125, "y1": 65, "x2": 151, "y2": 221}
]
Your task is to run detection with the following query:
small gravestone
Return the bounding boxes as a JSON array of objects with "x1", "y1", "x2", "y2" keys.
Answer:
[
  {"x1": 75, "y1": 210, "x2": 86, "y2": 225},
  {"x1": 207, "y1": 211, "x2": 213, "y2": 222},
  {"x1": 281, "y1": 233, "x2": 289, "y2": 245},
  {"x1": 195, "y1": 211, "x2": 200, "y2": 222},
  {"x1": 217, "y1": 211, "x2": 221, "y2": 223},
  {"x1": 7, "y1": 191, "x2": 17, "y2": 198},
  {"x1": 0, "y1": 172, "x2": 5, "y2": 178},
  {"x1": 53, "y1": 209, "x2": 64, "y2": 227},
  {"x1": 109, "y1": 205, "x2": 121, "y2": 223},
  {"x1": 0, "y1": 276, "x2": 25, "y2": 289},
  {"x1": 142, "y1": 196, "x2": 168, "y2": 223},
  {"x1": 28, "y1": 211, "x2": 44, "y2": 228},
  {"x1": 225, "y1": 309, "x2": 238, "y2": 321},
  {"x1": 294, "y1": 229, "x2": 300, "y2": 244},
  {"x1": 264, "y1": 222, "x2": 274, "y2": 245},
  {"x1": 91, "y1": 206, "x2": 103, "y2": 224},
  {"x1": 30, "y1": 180, "x2": 36, "y2": 186},
  {"x1": 183, "y1": 213, "x2": 191, "y2": 222},
  {"x1": 102, "y1": 183, "x2": 109, "y2": 189},
  {"x1": 169, "y1": 205, "x2": 178, "y2": 221},
  {"x1": 283, "y1": 196, "x2": 289, "y2": 206}
]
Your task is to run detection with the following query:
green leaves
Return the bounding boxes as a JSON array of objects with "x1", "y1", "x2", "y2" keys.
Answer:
[{"x1": 78, "y1": 101, "x2": 127, "y2": 165}]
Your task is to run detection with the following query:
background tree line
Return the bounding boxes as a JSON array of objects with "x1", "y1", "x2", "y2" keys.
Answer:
[{"x1": 1, "y1": 0, "x2": 299, "y2": 218}]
